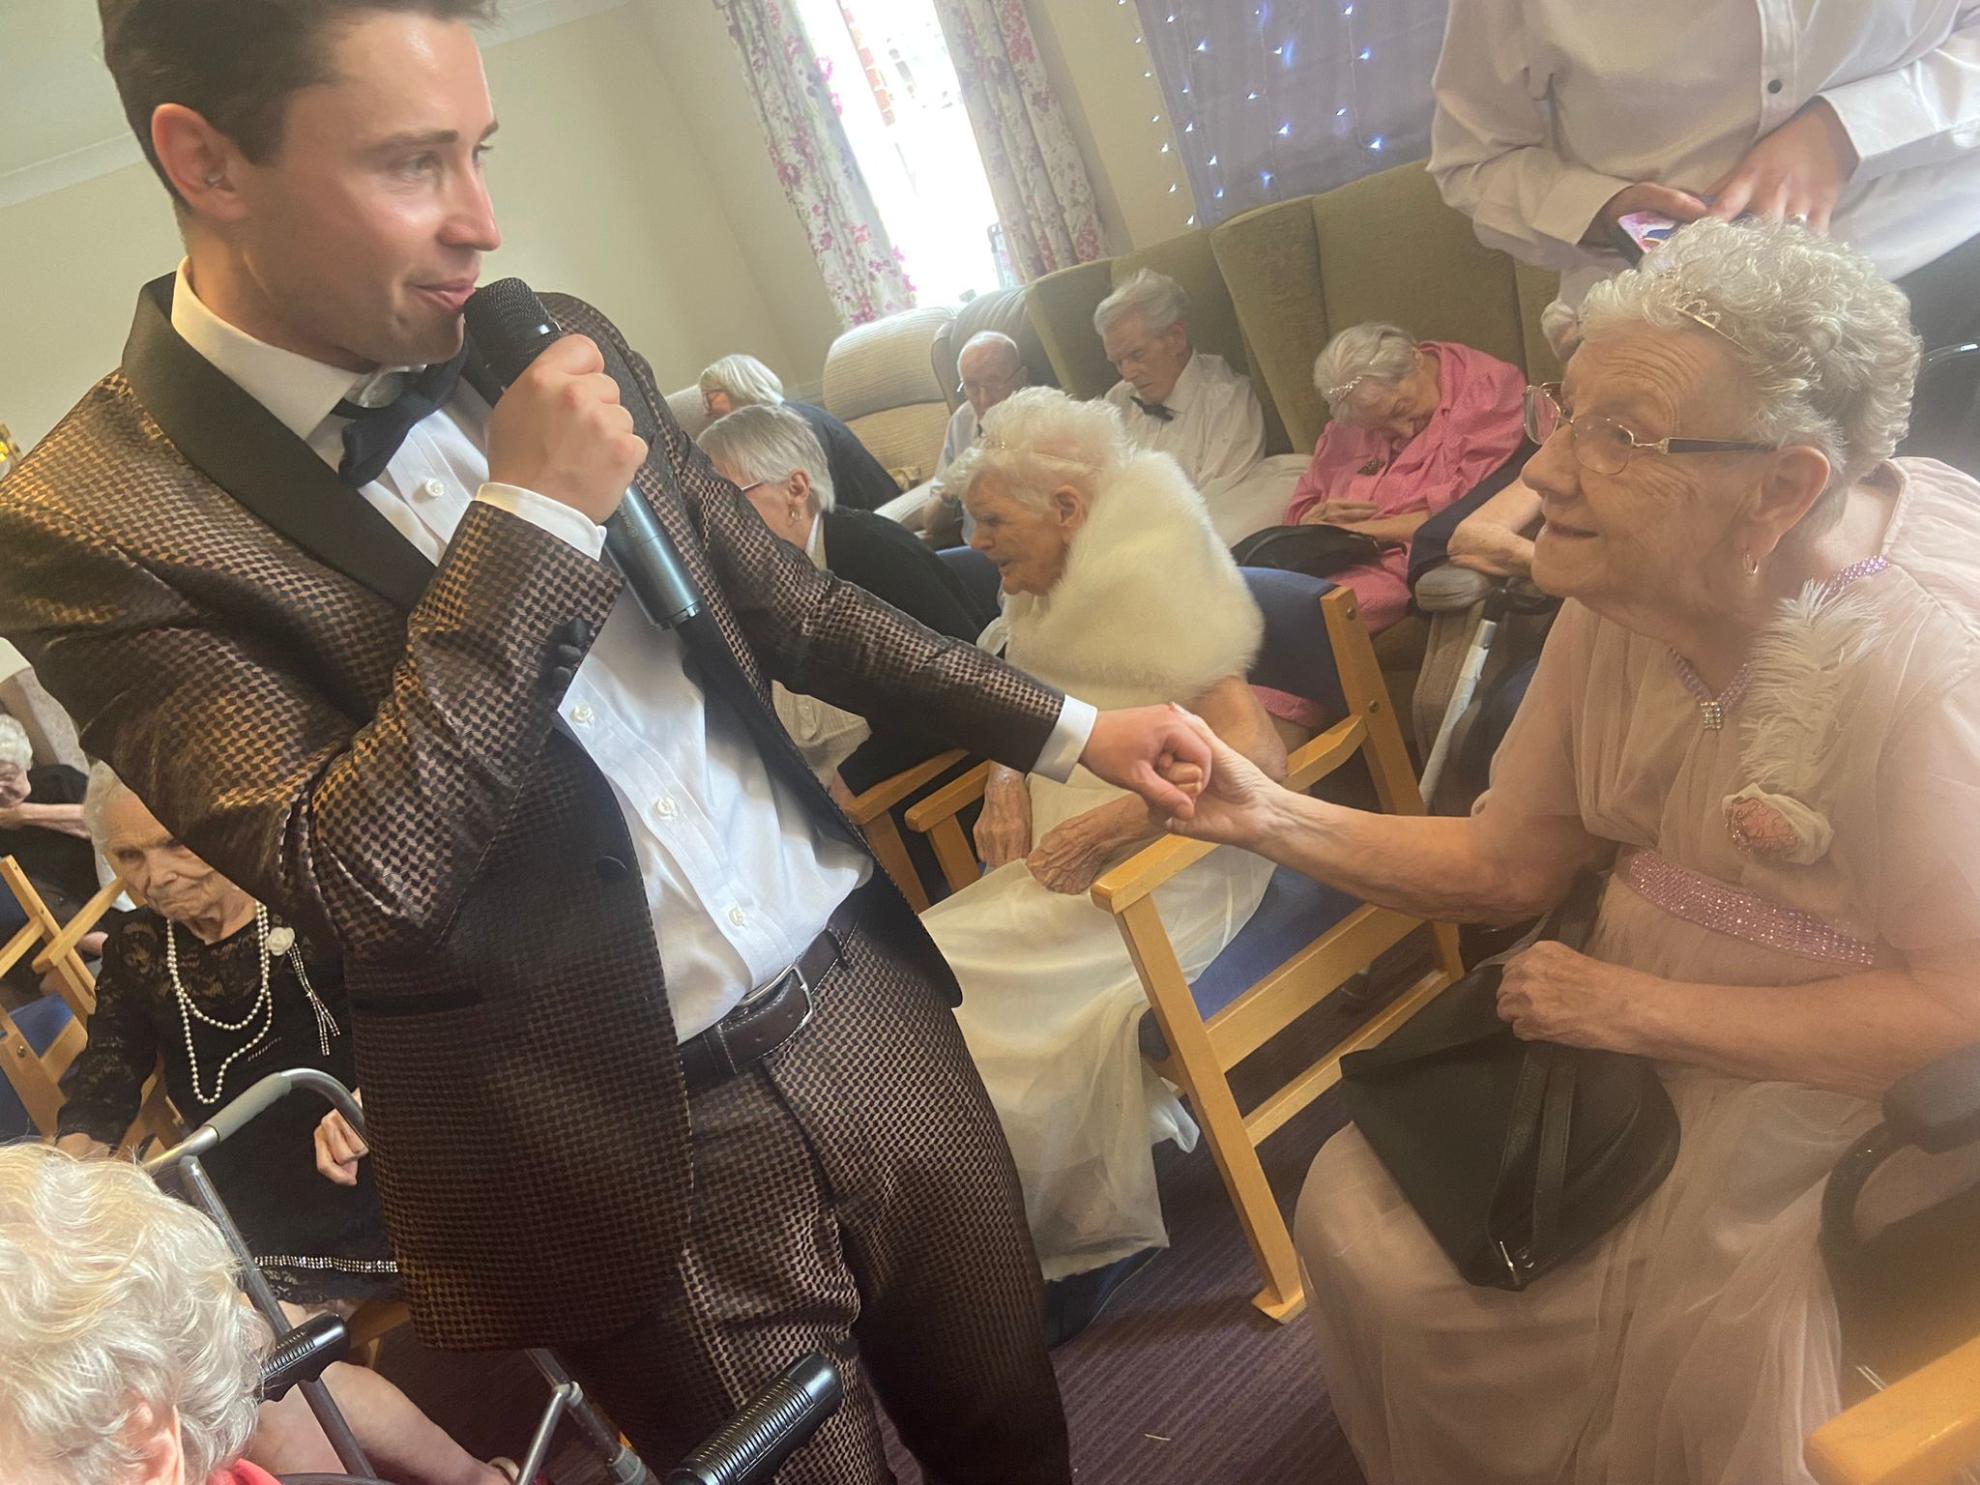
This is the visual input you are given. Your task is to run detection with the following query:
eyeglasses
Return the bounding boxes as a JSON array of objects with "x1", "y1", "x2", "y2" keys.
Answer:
[
  {"x1": 958, "y1": 370, "x2": 1021, "y2": 400},
  {"x1": 1523, "y1": 383, "x2": 1776, "y2": 476}
]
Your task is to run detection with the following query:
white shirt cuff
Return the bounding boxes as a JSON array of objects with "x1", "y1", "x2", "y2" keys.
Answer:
[
  {"x1": 476, "y1": 483, "x2": 608, "y2": 560},
  {"x1": 1531, "y1": 166, "x2": 1636, "y2": 254},
  {"x1": 1034, "y1": 696, "x2": 1097, "y2": 783}
]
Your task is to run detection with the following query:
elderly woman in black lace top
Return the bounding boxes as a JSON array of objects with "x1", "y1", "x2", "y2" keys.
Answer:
[
  {"x1": 55, "y1": 767, "x2": 390, "y2": 1305},
  {"x1": 54, "y1": 767, "x2": 512, "y2": 1484}
]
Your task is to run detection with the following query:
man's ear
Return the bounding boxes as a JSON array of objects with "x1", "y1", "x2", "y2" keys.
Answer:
[
  {"x1": 1743, "y1": 444, "x2": 1833, "y2": 561},
  {"x1": 151, "y1": 104, "x2": 252, "y2": 224}
]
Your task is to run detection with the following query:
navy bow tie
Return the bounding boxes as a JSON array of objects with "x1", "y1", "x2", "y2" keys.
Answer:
[
  {"x1": 1131, "y1": 395, "x2": 1176, "y2": 423},
  {"x1": 333, "y1": 347, "x2": 469, "y2": 488}
]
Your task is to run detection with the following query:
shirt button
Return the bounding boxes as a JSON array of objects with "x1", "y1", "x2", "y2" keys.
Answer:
[
  {"x1": 571, "y1": 704, "x2": 595, "y2": 725},
  {"x1": 1767, "y1": 78, "x2": 1783, "y2": 94},
  {"x1": 653, "y1": 797, "x2": 678, "y2": 819},
  {"x1": 420, "y1": 477, "x2": 447, "y2": 500},
  {"x1": 727, "y1": 905, "x2": 748, "y2": 928}
]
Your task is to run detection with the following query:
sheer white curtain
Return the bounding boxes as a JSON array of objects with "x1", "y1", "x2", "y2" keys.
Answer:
[{"x1": 1136, "y1": 0, "x2": 1451, "y2": 226}]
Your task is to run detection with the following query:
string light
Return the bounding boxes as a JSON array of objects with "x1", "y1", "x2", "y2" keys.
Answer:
[{"x1": 1357, "y1": 47, "x2": 1372, "y2": 61}]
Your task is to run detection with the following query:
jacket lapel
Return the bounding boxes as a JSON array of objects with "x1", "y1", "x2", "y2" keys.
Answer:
[{"x1": 122, "y1": 274, "x2": 436, "y2": 613}]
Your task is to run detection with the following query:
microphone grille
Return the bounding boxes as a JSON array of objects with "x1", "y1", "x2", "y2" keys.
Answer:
[{"x1": 463, "y1": 278, "x2": 558, "y2": 385}]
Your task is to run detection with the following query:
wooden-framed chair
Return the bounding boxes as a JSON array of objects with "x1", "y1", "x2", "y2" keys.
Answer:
[
  {"x1": 843, "y1": 748, "x2": 970, "y2": 912},
  {"x1": 903, "y1": 576, "x2": 1463, "y2": 1320},
  {"x1": 0, "y1": 859, "x2": 173, "y2": 1147}
]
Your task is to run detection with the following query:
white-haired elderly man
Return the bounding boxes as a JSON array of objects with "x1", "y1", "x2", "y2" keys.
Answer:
[
  {"x1": 1096, "y1": 269, "x2": 1267, "y2": 513},
  {"x1": 699, "y1": 404, "x2": 992, "y2": 794},
  {"x1": 921, "y1": 331, "x2": 1031, "y2": 546}
]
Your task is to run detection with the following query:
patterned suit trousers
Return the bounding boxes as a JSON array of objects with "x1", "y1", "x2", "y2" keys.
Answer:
[{"x1": 559, "y1": 885, "x2": 1073, "y2": 1484}]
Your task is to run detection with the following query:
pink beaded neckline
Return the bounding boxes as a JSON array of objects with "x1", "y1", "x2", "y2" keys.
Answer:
[{"x1": 1668, "y1": 556, "x2": 1890, "y2": 733}]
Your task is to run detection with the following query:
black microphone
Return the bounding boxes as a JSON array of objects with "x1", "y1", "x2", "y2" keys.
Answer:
[{"x1": 463, "y1": 278, "x2": 704, "y2": 630}]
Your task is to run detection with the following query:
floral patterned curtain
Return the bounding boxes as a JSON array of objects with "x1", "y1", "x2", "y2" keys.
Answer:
[
  {"x1": 714, "y1": 0, "x2": 917, "y2": 325},
  {"x1": 930, "y1": 0, "x2": 1106, "y2": 281}
]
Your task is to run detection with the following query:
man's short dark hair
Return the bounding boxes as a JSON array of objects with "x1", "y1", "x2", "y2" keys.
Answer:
[{"x1": 99, "y1": 0, "x2": 498, "y2": 203}]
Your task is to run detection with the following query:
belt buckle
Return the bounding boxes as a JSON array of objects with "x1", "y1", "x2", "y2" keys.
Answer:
[{"x1": 782, "y1": 960, "x2": 816, "y2": 1035}]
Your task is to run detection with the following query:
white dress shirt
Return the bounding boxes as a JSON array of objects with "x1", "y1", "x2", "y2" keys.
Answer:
[
  {"x1": 1103, "y1": 351, "x2": 1266, "y2": 507},
  {"x1": 771, "y1": 516, "x2": 872, "y2": 784},
  {"x1": 938, "y1": 401, "x2": 979, "y2": 474},
  {"x1": 168, "y1": 264, "x2": 1093, "y2": 1039},
  {"x1": 1431, "y1": 0, "x2": 1980, "y2": 309}
]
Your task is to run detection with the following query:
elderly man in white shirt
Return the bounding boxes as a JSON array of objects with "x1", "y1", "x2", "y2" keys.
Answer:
[
  {"x1": 920, "y1": 330, "x2": 1029, "y2": 546},
  {"x1": 1431, "y1": 0, "x2": 1980, "y2": 359},
  {"x1": 1097, "y1": 270, "x2": 1304, "y2": 543}
]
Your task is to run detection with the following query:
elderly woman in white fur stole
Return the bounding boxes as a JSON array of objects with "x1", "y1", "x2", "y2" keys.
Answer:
[{"x1": 921, "y1": 388, "x2": 1287, "y2": 1340}]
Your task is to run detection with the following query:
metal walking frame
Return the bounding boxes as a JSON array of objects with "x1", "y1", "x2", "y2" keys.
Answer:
[{"x1": 142, "y1": 1067, "x2": 842, "y2": 1485}]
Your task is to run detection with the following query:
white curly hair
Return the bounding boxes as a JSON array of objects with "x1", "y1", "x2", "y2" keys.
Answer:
[
  {"x1": 944, "y1": 387, "x2": 1131, "y2": 511},
  {"x1": 0, "y1": 1145, "x2": 267, "y2": 1485},
  {"x1": 1579, "y1": 217, "x2": 1919, "y2": 527}
]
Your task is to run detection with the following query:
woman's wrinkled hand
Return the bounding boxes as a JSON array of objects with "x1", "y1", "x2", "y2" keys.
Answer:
[
  {"x1": 1298, "y1": 500, "x2": 1379, "y2": 528},
  {"x1": 1026, "y1": 810, "x2": 1127, "y2": 896},
  {"x1": 314, "y1": 1100, "x2": 368, "y2": 1187},
  {"x1": 975, "y1": 765, "x2": 1034, "y2": 869},
  {"x1": 1496, "y1": 942, "x2": 1650, "y2": 1052},
  {"x1": 1161, "y1": 708, "x2": 1286, "y2": 849}
]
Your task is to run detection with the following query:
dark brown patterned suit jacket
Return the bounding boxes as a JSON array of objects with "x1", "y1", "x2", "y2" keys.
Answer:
[{"x1": 0, "y1": 277, "x2": 1062, "y2": 1347}]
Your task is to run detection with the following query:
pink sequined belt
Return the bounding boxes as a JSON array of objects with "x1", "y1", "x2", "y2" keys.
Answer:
[{"x1": 1619, "y1": 851, "x2": 1879, "y2": 969}]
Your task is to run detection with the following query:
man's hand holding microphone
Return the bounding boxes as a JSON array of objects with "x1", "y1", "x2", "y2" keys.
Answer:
[{"x1": 484, "y1": 332, "x2": 647, "y2": 524}]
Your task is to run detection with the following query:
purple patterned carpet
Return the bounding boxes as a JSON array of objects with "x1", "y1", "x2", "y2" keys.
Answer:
[{"x1": 377, "y1": 1090, "x2": 1366, "y2": 1485}]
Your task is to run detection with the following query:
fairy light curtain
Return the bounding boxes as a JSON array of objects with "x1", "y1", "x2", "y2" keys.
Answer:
[{"x1": 1133, "y1": 0, "x2": 1450, "y2": 227}]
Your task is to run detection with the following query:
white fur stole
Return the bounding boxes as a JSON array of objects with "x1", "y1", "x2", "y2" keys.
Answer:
[{"x1": 990, "y1": 452, "x2": 1263, "y2": 712}]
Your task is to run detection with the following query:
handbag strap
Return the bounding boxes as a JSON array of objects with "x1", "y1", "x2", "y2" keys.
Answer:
[{"x1": 1486, "y1": 1038, "x2": 1581, "y2": 1288}]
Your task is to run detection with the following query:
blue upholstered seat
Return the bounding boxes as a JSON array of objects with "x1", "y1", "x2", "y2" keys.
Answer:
[
  {"x1": 1135, "y1": 567, "x2": 1362, "y2": 1059},
  {"x1": 0, "y1": 995, "x2": 75, "y2": 1140}
]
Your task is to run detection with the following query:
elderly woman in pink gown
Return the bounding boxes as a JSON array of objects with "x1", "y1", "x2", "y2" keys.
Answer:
[
  {"x1": 1171, "y1": 220, "x2": 1980, "y2": 1485},
  {"x1": 1284, "y1": 324, "x2": 1528, "y2": 633}
]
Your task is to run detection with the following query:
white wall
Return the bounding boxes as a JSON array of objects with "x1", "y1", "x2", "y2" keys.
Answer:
[
  {"x1": 0, "y1": 0, "x2": 1201, "y2": 453},
  {"x1": 0, "y1": 4, "x2": 793, "y2": 449}
]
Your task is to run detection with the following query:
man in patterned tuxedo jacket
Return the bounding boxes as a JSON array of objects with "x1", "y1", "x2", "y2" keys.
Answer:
[{"x1": 0, "y1": 4, "x2": 1215, "y2": 1479}]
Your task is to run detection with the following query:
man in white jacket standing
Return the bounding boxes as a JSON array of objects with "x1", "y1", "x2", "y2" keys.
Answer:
[{"x1": 1429, "y1": 0, "x2": 1980, "y2": 363}]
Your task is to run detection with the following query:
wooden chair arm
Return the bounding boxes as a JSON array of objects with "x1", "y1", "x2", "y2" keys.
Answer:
[
  {"x1": 903, "y1": 762, "x2": 994, "y2": 836},
  {"x1": 842, "y1": 750, "x2": 970, "y2": 826},
  {"x1": 1806, "y1": 1334, "x2": 1980, "y2": 1485},
  {"x1": 33, "y1": 876, "x2": 125, "y2": 974},
  {"x1": 1092, "y1": 713, "x2": 1370, "y2": 916},
  {"x1": 1091, "y1": 835, "x2": 1223, "y2": 914}
]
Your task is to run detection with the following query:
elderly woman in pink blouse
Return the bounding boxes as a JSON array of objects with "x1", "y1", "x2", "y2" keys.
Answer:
[{"x1": 1284, "y1": 325, "x2": 1529, "y2": 632}]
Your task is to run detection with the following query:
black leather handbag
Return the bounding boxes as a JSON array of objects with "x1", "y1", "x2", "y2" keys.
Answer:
[
  {"x1": 1338, "y1": 875, "x2": 1680, "y2": 1290},
  {"x1": 1229, "y1": 523, "x2": 1384, "y2": 578}
]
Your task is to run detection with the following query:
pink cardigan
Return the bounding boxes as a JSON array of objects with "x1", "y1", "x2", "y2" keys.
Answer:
[{"x1": 1259, "y1": 342, "x2": 1526, "y2": 726}]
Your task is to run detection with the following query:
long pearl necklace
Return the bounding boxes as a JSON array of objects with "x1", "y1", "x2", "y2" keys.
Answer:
[{"x1": 169, "y1": 903, "x2": 341, "y2": 1106}]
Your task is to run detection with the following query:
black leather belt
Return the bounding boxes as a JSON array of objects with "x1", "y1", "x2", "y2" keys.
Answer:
[{"x1": 679, "y1": 895, "x2": 857, "y2": 1094}]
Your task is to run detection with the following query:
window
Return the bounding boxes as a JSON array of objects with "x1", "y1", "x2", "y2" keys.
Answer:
[
  {"x1": 793, "y1": 0, "x2": 1014, "y2": 304},
  {"x1": 1137, "y1": 0, "x2": 1451, "y2": 226}
]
